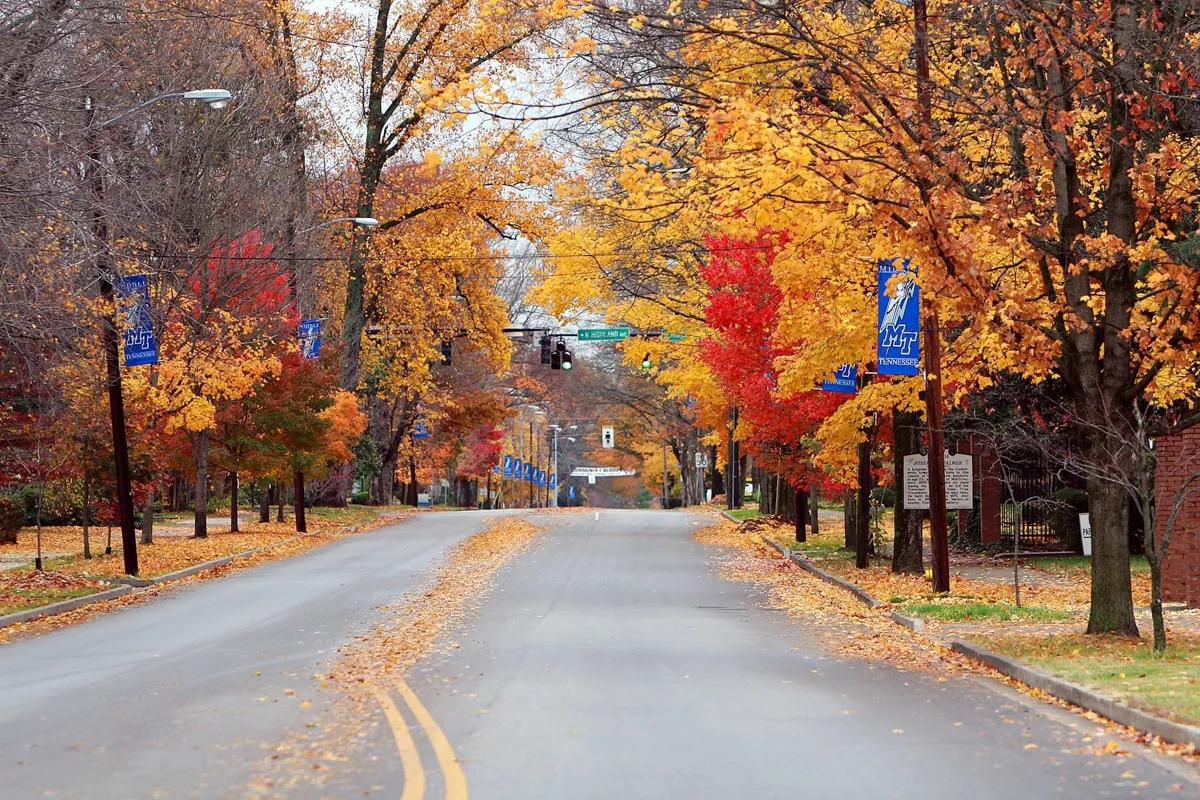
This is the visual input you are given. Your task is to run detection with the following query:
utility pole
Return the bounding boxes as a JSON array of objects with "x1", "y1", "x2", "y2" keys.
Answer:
[
  {"x1": 529, "y1": 420, "x2": 535, "y2": 508},
  {"x1": 86, "y1": 100, "x2": 138, "y2": 577},
  {"x1": 914, "y1": 0, "x2": 950, "y2": 592}
]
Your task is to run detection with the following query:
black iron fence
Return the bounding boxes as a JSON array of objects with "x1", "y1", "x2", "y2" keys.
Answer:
[{"x1": 998, "y1": 453, "x2": 1087, "y2": 547}]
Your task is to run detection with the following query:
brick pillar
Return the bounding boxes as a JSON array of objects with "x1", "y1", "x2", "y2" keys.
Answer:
[
  {"x1": 979, "y1": 444, "x2": 1002, "y2": 544},
  {"x1": 1157, "y1": 431, "x2": 1200, "y2": 608}
]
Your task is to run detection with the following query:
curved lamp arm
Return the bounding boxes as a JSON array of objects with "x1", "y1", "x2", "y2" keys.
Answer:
[
  {"x1": 295, "y1": 217, "x2": 379, "y2": 236},
  {"x1": 96, "y1": 89, "x2": 232, "y2": 128}
]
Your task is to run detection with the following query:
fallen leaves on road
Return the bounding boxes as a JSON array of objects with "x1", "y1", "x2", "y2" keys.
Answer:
[
  {"x1": 247, "y1": 516, "x2": 547, "y2": 798},
  {"x1": 702, "y1": 521, "x2": 972, "y2": 672}
]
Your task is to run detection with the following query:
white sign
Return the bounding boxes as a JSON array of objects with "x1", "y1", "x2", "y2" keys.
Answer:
[
  {"x1": 1079, "y1": 512, "x2": 1092, "y2": 556},
  {"x1": 601, "y1": 426, "x2": 614, "y2": 448},
  {"x1": 570, "y1": 466, "x2": 637, "y2": 477},
  {"x1": 694, "y1": 452, "x2": 710, "y2": 469},
  {"x1": 902, "y1": 452, "x2": 973, "y2": 510}
]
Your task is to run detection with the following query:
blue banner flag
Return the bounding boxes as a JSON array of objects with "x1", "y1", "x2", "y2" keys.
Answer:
[
  {"x1": 503, "y1": 455, "x2": 514, "y2": 477},
  {"x1": 549, "y1": 474, "x2": 557, "y2": 491},
  {"x1": 523, "y1": 462, "x2": 534, "y2": 482},
  {"x1": 877, "y1": 259, "x2": 920, "y2": 376},
  {"x1": 115, "y1": 275, "x2": 159, "y2": 367},
  {"x1": 513, "y1": 458, "x2": 523, "y2": 478},
  {"x1": 537, "y1": 469, "x2": 546, "y2": 487},
  {"x1": 822, "y1": 364, "x2": 859, "y2": 394},
  {"x1": 568, "y1": 484, "x2": 576, "y2": 501},
  {"x1": 299, "y1": 319, "x2": 322, "y2": 359}
]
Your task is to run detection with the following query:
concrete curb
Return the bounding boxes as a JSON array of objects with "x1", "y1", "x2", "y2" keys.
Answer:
[
  {"x1": 889, "y1": 610, "x2": 925, "y2": 632},
  {"x1": 0, "y1": 585, "x2": 132, "y2": 629},
  {"x1": 756, "y1": 533, "x2": 882, "y2": 609},
  {"x1": 951, "y1": 639, "x2": 1200, "y2": 750},
  {"x1": 744, "y1": 522, "x2": 1200, "y2": 750},
  {"x1": 0, "y1": 513, "x2": 402, "y2": 631}
]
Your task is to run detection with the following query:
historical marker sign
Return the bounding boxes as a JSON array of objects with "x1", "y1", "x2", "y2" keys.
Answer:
[{"x1": 903, "y1": 453, "x2": 973, "y2": 510}]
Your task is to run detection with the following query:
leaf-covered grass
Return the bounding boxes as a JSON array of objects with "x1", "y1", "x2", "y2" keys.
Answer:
[
  {"x1": 902, "y1": 601, "x2": 1069, "y2": 622},
  {"x1": 0, "y1": 507, "x2": 399, "y2": 589},
  {"x1": 0, "y1": 585, "x2": 106, "y2": 616},
  {"x1": 1025, "y1": 554, "x2": 1150, "y2": 576},
  {"x1": 726, "y1": 507, "x2": 762, "y2": 521},
  {"x1": 977, "y1": 632, "x2": 1200, "y2": 726}
]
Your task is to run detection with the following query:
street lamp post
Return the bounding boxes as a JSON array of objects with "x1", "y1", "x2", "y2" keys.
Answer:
[
  {"x1": 86, "y1": 89, "x2": 232, "y2": 576},
  {"x1": 550, "y1": 425, "x2": 561, "y2": 508}
]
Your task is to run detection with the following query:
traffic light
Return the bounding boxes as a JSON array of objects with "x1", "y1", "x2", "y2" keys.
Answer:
[
  {"x1": 440, "y1": 340, "x2": 452, "y2": 365},
  {"x1": 540, "y1": 335, "x2": 552, "y2": 365},
  {"x1": 552, "y1": 338, "x2": 572, "y2": 370},
  {"x1": 641, "y1": 352, "x2": 652, "y2": 369}
]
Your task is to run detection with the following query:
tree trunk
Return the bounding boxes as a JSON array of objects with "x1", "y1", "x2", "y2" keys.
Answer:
[
  {"x1": 1086, "y1": 477, "x2": 1139, "y2": 636},
  {"x1": 1148, "y1": 548, "x2": 1166, "y2": 652},
  {"x1": 711, "y1": 446, "x2": 725, "y2": 498},
  {"x1": 277, "y1": 481, "x2": 286, "y2": 522},
  {"x1": 193, "y1": 429, "x2": 209, "y2": 539},
  {"x1": 844, "y1": 488, "x2": 856, "y2": 550},
  {"x1": 810, "y1": 486, "x2": 820, "y2": 538},
  {"x1": 892, "y1": 408, "x2": 925, "y2": 575},
  {"x1": 856, "y1": 436, "x2": 871, "y2": 569},
  {"x1": 795, "y1": 485, "x2": 807, "y2": 543},
  {"x1": 407, "y1": 458, "x2": 419, "y2": 505},
  {"x1": 82, "y1": 478, "x2": 92, "y2": 558},
  {"x1": 294, "y1": 470, "x2": 306, "y2": 533},
  {"x1": 141, "y1": 488, "x2": 154, "y2": 546},
  {"x1": 259, "y1": 482, "x2": 272, "y2": 523},
  {"x1": 230, "y1": 472, "x2": 240, "y2": 533}
]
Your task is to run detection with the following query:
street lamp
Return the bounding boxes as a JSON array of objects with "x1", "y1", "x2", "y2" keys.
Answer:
[
  {"x1": 295, "y1": 217, "x2": 379, "y2": 236},
  {"x1": 87, "y1": 88, "x2": 232, "y2": 576}
]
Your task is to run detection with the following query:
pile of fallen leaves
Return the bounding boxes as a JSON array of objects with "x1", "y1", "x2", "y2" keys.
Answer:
[
  {"x1": 734, "y1": 515, "x2": 793, "y2": 535},
  {"x1": 1, "y1": 569, "x2": 106, "y2": 592}
]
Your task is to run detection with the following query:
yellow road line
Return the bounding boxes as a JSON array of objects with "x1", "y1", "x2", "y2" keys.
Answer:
[
  {"x1": 373, "y1": 687, "x2": 427, "y2": 800},
  {"x1": 395, "y1": 677, "x2": 469, "y2": 800}
]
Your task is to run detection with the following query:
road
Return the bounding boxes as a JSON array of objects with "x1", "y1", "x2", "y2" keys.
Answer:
[{"x1": 0, "y1": 509, "x2": 1193, "y2": 799}]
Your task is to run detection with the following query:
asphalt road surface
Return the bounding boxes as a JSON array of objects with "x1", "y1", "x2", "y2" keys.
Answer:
[{"x1": 0, "y1": 509, "x2": 1195, "y2": 799}]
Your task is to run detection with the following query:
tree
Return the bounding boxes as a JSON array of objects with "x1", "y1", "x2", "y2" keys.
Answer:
[{"x1": 541, "y1": 1, "x2": 1200, "y2": 635}]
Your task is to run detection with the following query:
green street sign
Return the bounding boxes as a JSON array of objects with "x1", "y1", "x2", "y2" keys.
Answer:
[
  {"x1": 667, "y1": 333, "x2": 686, "y2": 342},
  {"x1": 578, "y1": 327, "x2": 630, "y2": 341}
]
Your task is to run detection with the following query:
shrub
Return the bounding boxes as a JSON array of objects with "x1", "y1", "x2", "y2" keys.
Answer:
[{"x1": 0, "y1": 496, "x2": 22, "y2": 543}]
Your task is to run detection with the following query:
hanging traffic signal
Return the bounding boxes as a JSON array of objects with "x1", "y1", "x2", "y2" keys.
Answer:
[
  {"x1": 552, "y1": 338, "x2": 573, "y2": 370},
  {"x1": 641, "y1": 352, "x2": 652, "y2": 369},
  {"x1": 440, "y1": 340, "x2": 452, "y2": 365},
  {"x1": 540, "y1": 335, "x2": 552, "y2": 365}
]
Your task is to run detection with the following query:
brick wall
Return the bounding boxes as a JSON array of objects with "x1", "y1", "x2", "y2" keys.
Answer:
[{"x1": 1156, "y1": 430, "x2": 1200, "y2": 608}]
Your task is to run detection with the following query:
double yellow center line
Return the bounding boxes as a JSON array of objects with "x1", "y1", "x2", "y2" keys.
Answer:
[{"x1": 373, "y1": 677, "x2": 468, "y2": 800}]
